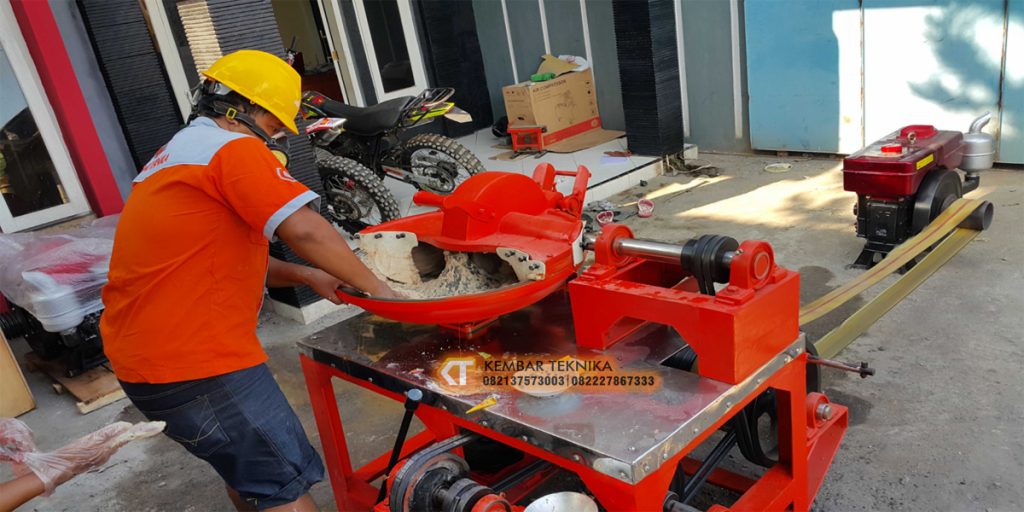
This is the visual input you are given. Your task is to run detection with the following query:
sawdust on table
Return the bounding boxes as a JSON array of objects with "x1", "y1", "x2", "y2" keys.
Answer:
[{"x1": 360, "y1": 250, "x2": 518, "y2": 299}]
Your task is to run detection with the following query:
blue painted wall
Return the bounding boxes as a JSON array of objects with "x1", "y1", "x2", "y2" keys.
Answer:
[
  {"x1": 681, "y1": 0, "x2": 750, "y2": 153},
  {"x1": 746, "y1": 0, "x2": 1022, "y2": 163},
  {"x1": 745, "y1": 0, "x2": 858, "y2": 153},
  {"x1": 863, "y1": 0, "x2": 1005, "y2": 146},
  {"x1": 1000, "y1": 0, "x2": 1024, "y2": 163}
]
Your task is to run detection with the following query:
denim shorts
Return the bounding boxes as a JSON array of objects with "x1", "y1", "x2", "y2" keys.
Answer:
[{"x1": 120, "y1": 364, "x2": 324, "y2": 510}]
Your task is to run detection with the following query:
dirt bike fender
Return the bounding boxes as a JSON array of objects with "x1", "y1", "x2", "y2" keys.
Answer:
[{"x1": 305, "y1": 117, "x2": 346, "y2": 134}]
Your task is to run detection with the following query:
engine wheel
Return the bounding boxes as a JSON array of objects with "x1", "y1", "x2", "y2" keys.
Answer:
[
  {"x1": 316, "y1": 151, "x2": 401, "y2": 234},
  {"x1": 911, "y1": 168, "x2": 963, "y2": 234},
  {"x1": 404, "y1": 133, "x2": 485, "y2": 194}
]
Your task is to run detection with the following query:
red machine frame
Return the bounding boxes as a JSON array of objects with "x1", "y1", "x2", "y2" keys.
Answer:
[
  {"x1": 304, "y1": 216, "x2": 847, "y2": 510},
  {"x1": 571, "y1": 224, "x2": 800, "y2": 384},
  {"x1": 302, "y1": 348, "x2": 847, "y2": 511}
]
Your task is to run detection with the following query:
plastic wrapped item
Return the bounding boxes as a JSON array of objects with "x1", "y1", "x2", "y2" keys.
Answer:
[
  {"x1": 0, "y1": 417, "x2": 164, "y2": 495},
  {"x1": 0, "y1": 216, "x2": 118, "y2": 332}
]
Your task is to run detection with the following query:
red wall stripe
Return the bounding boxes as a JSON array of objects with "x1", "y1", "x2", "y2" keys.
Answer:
[{"x1": 10, "y1": 0, "x2": 124, "y2": 217}]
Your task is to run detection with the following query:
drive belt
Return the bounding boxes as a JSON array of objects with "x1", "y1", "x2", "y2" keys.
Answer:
[
  {"x1": 799, "y1": 198, "x2": 986, "y2": 358},
  {"x1": 389, "y1": 433, "x2": 476, "y2": 512}
]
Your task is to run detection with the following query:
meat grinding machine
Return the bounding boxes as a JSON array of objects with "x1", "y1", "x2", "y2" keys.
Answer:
[{"x1": 299, "y1": 164, "x2": 848, "y2": 511}]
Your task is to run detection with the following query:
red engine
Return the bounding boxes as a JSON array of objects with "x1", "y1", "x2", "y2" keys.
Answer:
[{"x1": 842, "y1": 116, "x2": 992, "y2": 269}]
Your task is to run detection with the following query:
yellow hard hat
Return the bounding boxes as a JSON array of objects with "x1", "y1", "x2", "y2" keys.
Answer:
[{"x1": 202, "y1": 50, "x2": 301, "y2": 134}]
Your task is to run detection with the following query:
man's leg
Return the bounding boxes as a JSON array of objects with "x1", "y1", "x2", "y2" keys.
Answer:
[
  {"x1": 264, "y1": 493, "x2": 317, "y2": 512},
  {"x1": 207, "y1": 364, "x2": 325, "y2": 510},
  {"x1": 120, "y1": 364, "x2": 325, "y2": 511},
  {"x1": 227, "y1": 486, "x2": 256, "y2": 511},
  {"x1": 227, "y1": 486, "x2": 316, "y2": 512}
]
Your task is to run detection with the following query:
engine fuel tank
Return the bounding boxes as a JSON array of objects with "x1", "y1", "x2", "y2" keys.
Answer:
[{"x1": 843, "y1": 125, "x2": 964, "y2": 199}]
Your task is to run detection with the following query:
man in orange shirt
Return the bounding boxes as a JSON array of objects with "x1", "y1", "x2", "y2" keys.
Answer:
[{"x1": 101, "y1": 50, "x2": 398, "y2": 511}]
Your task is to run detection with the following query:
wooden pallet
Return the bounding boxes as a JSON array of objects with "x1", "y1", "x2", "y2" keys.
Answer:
[{"x1": 24, "y1": 352, "x2": 125, "y2": 414}]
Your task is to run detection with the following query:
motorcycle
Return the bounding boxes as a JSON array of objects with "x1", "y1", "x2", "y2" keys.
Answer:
[{"x1": 301, "y1": 88, "x2": 484, "y2": 233}]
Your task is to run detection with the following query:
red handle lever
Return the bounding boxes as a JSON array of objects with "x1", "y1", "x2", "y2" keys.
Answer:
[{"x1": 413, "y1": 190, "x2": 445, "y2": 207}]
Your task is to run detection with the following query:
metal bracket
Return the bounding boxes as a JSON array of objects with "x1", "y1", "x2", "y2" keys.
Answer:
[
  {"x1": 358, "y1": 231, "x2": 421, "y2": 285},
  {"x1": 498, "y1": 247, "x2": 546, "y2": 282}
]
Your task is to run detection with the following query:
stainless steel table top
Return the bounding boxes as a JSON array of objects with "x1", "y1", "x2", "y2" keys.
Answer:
[{"x1": 298, "y1": 290, "x2": 802, "y2": 484}]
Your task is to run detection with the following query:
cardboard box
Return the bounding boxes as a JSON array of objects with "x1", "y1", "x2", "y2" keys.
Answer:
[
  {"x1": 0, "y1": 330, "x2": 35, "y2": 417},
  {"x1": 503, "y1": 68, "x2": 598, "y2": 136},
  {"x1": 502, "y1": 67, "x2": 623, "y2": 153}
]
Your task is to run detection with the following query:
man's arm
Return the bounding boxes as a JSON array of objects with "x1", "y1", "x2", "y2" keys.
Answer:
[
  {"x1": 275, "y1": 207, "x2": 399, "y2": 298},
  {"x1": 267, "y1": 257, "x2": 347, "y2": 305},
  {"x1": 0, "y1": 473, "x2": 46, "y2": 511}
]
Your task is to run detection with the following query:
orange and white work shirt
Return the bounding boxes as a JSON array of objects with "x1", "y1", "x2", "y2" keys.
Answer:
[{"x1": 101, "y1": 117, "x2": 319, "y2": 384}]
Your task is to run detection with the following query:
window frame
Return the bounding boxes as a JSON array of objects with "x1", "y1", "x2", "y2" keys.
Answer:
[
  {"x1": 0, "y1": 0, "x2": 91, "y2": 232},
  {"x1": 350, "y1": 0, "x2": 428, "y2": 102}
]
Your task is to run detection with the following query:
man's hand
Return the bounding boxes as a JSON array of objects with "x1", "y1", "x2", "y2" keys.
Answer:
[
  {"x1": 302, "y1": 267, "x2": 345, "y2": 304},
  {"x1": 276, "y1": 207, "x2": 412, "y2": 298},
  {"x1": 369, "y1": 281, "x2": 405, "y2": 300}
]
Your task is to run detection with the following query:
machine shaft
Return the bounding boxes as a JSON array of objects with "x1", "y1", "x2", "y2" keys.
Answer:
[
  {"x1": 615, "y1": 238, "x2": 686, "y2": 264},
  {"x1": 582, "y1": 232, "x2": 738, "y2": 294},
  {"x1": 583, "y1": 234, "x2": 694, "y2": 264}
]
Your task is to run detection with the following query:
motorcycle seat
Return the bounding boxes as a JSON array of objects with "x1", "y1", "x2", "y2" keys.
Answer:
[{"x1": 319, "y1": 96, "x2": 414, "y2": 136}]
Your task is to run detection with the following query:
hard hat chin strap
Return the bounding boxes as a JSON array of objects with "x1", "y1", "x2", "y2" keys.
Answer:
[
  {"x1": 190, "y1": 83, "x2": 291, "y2": 167},
  {"x1": 213, "y1": 100, "x2": 292, "y2": 168},
  {"x1": 208, "y1": 99, "x2": 270, "y2": 139}
]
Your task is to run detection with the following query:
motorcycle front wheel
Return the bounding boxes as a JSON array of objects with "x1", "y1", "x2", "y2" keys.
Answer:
[
  {"x1": 404, "y1": 133, "x2": 485, "y2": 194},
  {"x1": 316, "y1": 151, "x2": 401, "y2": 234}
]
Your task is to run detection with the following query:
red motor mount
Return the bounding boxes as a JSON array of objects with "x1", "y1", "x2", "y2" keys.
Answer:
[{"x1": 570, "y1": 224, "x2": 800, "y2": 384}]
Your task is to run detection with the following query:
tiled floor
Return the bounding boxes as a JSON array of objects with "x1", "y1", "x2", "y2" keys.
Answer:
[{"x1": 386, "y1": 128, "x2": 657, "y2": 216}]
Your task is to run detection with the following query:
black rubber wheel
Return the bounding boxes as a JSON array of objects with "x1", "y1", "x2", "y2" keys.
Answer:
[
  {"x1": 404, "y1": 133, "x2": 485, "y2": 194},
  {"x1": 25, "y1": 332, "x2": 63, "y2": 360},
  {"x1": 316, "y1": 150, "x2": 401, "y2": 234},
  {"x1": 911, "y1": 168, "x2": 962, "y2": 234},
  {"x1": 0, "y1": 307, "x2": 37, "y2": 340}
]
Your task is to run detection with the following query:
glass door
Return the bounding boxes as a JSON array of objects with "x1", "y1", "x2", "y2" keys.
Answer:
[
  {"x1": 351, "y1": 0, "x2": 428, "y2": 102},
  {"x1": 316, "y1": 0, "x2": 364, "y2": 106},
  {"x1": 141, "y1": 0, "x2": 201, "y2": 120},
  {"x1": 0, "y1": 1, "x2": 90, "y2": 232},
  {"x1": 271, "y1": 0, "x2": 348, "y2": 104},
  {"x1": 144, "y1": 0, "x2": 361, "y2": 109}
]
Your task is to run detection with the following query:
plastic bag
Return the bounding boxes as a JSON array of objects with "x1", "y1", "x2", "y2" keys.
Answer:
[
  {"x1": 0, "y1": 215, "x2": 118, "y2": 332},
  {"x1": 0, "y1": 417, "x2": 164, "y2": 495}
]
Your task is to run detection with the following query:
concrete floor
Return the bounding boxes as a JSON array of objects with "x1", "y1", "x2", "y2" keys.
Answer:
[{"x1": 4, "y1": 153, "x2": 1021, "y2": 511}]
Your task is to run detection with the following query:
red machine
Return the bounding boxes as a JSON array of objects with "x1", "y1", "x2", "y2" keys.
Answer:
[
  {"x1": 0, "y1": 219, "x2": 115, "y2": 376},
  {"x1": 843, "y1": 114, "x2": 995, "y2": 268},
  {"x1": 301, "y1": 172, "x2": 849, "y2": 510},
  {"x1": 337, "y1": 163, "x2": 590, "y2": 328},
  {"x1": 507, "y1": 125, "x2": 546, "y2": 154}
]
